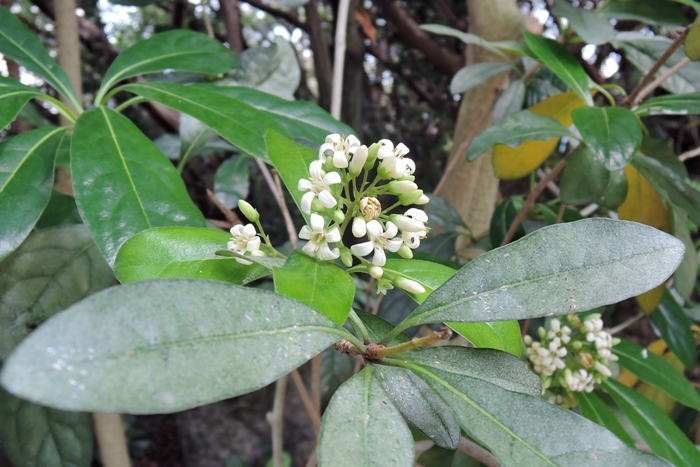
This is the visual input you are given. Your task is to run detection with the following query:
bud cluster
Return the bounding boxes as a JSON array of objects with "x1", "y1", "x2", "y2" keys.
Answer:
[{"x1": 524, "y1": 313, "x2": 620, "y2": 408}]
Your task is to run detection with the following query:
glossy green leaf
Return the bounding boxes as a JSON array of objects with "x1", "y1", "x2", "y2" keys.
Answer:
[
  {"x1": 214, "y1": 155, "x2": 250, "y2": 209},
  {"x1": 317, "y1": 366, "x2": 414, "y2": 467},
  {"x1": 524, "y1": 31, "x2": 592, "y2": 105},
  {"x1": 578, "y1": 391, "x2": 635, "y2": 448},
  {"x1": 419, "y1": 24, "x2": 511, "y2": 59},
  {"x1": 600, "y1": 0, "x2": 688, "y2": 27},
  {"x1": 416, "y1": 446, "x2": 475, "y2": 467},
  {"x1": 635, "y1": 92, "x2": 700, "y2": 116},
  {"x1": 0, "y1": 388, "x2": 93, "y2": 467},
  {"x1": 377, "y1": 259, "x2": 522, "y2": 356},
  {"x1": 670, "y1": 0, "x2": 700, "y2": 13},
  {"x1": 352, "y1": 310, "x2": 411, "y2": 346},
  {"x1": 265, "y1": 130, "x2": 317, "y2": 222},
  {"x1": 0, "y1": 225, "x2": 115, "y2": 362},
  {"x1": 114, "y1": 226, "x2": 272, "y2": 285},
  {"x1": 551, "y1": 0, "x2": 617, "y2": 45},
  {"x1": 423, "y1": 194, "x2": 467, "y2": 232},
  {"x1": 229, "y1": 37, "x2": 300, "y2": 100},
  {"x1": 490, "y1": 197, "x2": 525, "y2": 248},
  {"x1": 374, "y1": 365, "x2": 460, "y2": 449},
  {"x1": 71, "y1": 107, "x2": 205, "y2": 267},
  {"x1": 178, "y1": 114, "x2": 218, "y2": 163},
  {"x1": 492, "y1": 80, "x2": 526, "y2": 124},
  {"x1": 0, "y1": 127, "x2": 66, "y2": 261},
  {"x1": 571, "y1": 107, "x2": 642, "y2": 170},
  {"x1": 320, "y1": 346, "x2": 354, "y2": 406},
  {"x1": 121, "y1": 82, "x2": 288, "y2": 162},
  {"x1": 53, "y1": 131, "x2": 71, "y2": 167},
  {"x1": 560, "y1": 147, "x2": 610, "y2": 205},
  {"x1": 596, "y1": 168, "x2": 628, "y2": 210},
  {"x1": 0, "y1": 7, "x2": 79, "y2": 110},
  {"x1": 649, "y1": 290, "x2": 697, "y2": 370},
  {"x1": 402, "y1": 359, "x2": 665, "y2": 466},
  {"x1": 195, "y1": 84, "x2": 355, "y2": 144},
  {"x1": 98, "y1": 30, "x2": 237, "y2": 101},
  {"x1": 274, "y1": 250, "x2": 354, "y2": 325},
  {"x1": 390, "y1": 219, "x2": 685, "y2": 336},
  {"x1": 672, "y1": 213, "x2": 697, "y2": 301},
  {"x1": 603, "y1": 379, "x2": 700, "y2": 467},
  {"x1": 613, "y1": 33, "x2": 700, "y2": 94},
  {"x1": 1, "y1": 280, "x2": 350, "y2": 413},
  {"x1": 0, "y1": 81, "x2": 42, "y2": 129},
  {"x1": 467, "y1": 110, "x2": 576, "y2": 161},
  {"x1": 631, "y1": 153, "x2": 700, "y2": 227},
  {"x1": 613, "y1": 338, "x2": 700, "y2": 409},
  {"x1": 35, "y1": 190, "x2": 82, "y2": 229},
  {"x1": 449, "y1": 62, "x2": 514, "y2": 94}
]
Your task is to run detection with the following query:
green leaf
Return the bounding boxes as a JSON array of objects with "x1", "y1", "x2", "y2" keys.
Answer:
[
  {"x1": 213, "y1": 155, "x2": 250, "y2": 209},
  {"x1": 0, "y1": 225, "x2": 115, "y2": 362},
  {"x1": 374, "y1": 364, "x2": 460, "y2": 449},
  {"x1": 649, "y1": 290, "x2": 697, "y2": 370},
  {"x1": 613, "y1": 338, "x2": 700, "y2": 409},
  {"x1": 560, "y1": 147, "x2": 610, "y2": 205},
  {"x1": 0, "y1": 81, "x2": 42, "y2": 129},
  {"x1": 273, "y1": 250, "x2": 354, "y2": 325},
  {"x1": 635, "y1": 92, "x2": 700, "y2": 116},
  {"x1": 178, "y1": 114, "x2": 218, "y2": 162},
  {"x1": 71, "y1": 107, "x2": 205, "y2": 267},
  {"x1": 0, "y1": 7, "x2": 79, "y2": 110},
  {"x1": 320, "y1": 346, "x2": 354, "y2": 406},
  {"x1": 352, "y1": 309, "x2": 411, "y2": 346},
  {"x1": 1, "y1": 279, "x2": 350, "y2": 413},
  {"x1": 378, "y1": 259, "x2": 521, "y2": 356},
  {"x1": 0, "y1": 388, "x2": 93, "y2": 467},
  {"x1": 419, "y1": 24, "x2": 512, "y2": 59},
  {"x1": 603, "y1": 379, "x2": 700, "y2": 467},
  {"x1": 0, "y1": 127, "x2": 66, "y2": 261},
  {"x1": 571, "y1": 107, "x2": 642, "y2": 171},
  {"x1": 403, "y1": 360, "x2": 665, "y2": 467},
  {"x1": 467, "y1": 110, "x2": 576, "y2": 161},
  {"x1": 492, "y1": 80, "x2": 526, "y2": 124},
  {"x1": 631, "y1": 153, "x2": 700, "y2": 227},
  {"x1": 524, "y1": 31, "x2": 592, "y2": 105},
  {"x1": 600, "y1": 0, "x2": 688, "y2": 27},
  {"x1": 490, "y1": 197, "x2": 525, "y2": 248},
  {"x1": 265, "y1": 129, "x2": 317, "y2": 222},
  {"x1": 578, "y1": 391, "x2": 636, "y2": 448},
  {"x1": 449, "y1": 62, "x2": 514, "y2": 94},
  {"x1": 551, "y1": 0, "x2": 617, "y2": 45},
  {"x1": 596, "y1": 168, "x2": 628, "y2": 210},
  {"x1": 672, "y1": 213, "x2": 698, "y2": 301},
  {"x1": 423, "y1": 194, "x2": 467, "y2": 232},
  {"x1": 35, "y1": 190, "x2": 82, "y2": 229},
  {"x1": 97, "y1": 30, "x2": 237, "y2": 102},
  {"x1": 317, "y1": 366, "x2": 414, "y2": 467},
  {"x1": 122, "y1": 82, "x2": 288, "y2": 162},
  {"x1": 195, "y1": 84, "x2": 355, "y2": 144},
  {"x1": 114, "y1": 226, "x2": 272, "y2": 285},
  {"x1": 392, "y1": 219, "x2": 685, "y2": 334},
  {"x1": 229, "y1": 37, "x2": 300, "y2": 100}
]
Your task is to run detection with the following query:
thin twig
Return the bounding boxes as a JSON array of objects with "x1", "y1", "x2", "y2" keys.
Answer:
[
  {"x1": 622, "y1": 27, "x2": 689, "y2": 107},
  {"x1": 266, "y1": 375, "x2": 288, "y2": 467},
  {"x1": 679, "y1": 145, "x2": 700, "y2": 162},
  {"x1": 331, "y1": 0, "x2": 352, "y2": 119},
  {"x1": 580, "y1": 203, "x2": 599, "y2": 217},
  {"x1": 537, "y1": 168, "x2": 560, "y2": 197},
  {"x1": 555, "y1": 203, "x2": 566, "y2": 224},
  {"x1": 290, "y1": 369, "x2": 322, "y2": 435},
  {"x1": 364, "y1": 277, "x2": 376, "y2": 312},
  {"x1": 201, "y1": 0, "x2": 214, "y2": 37},
  {"x1": 458, "y1": 437, "x2": 502, "y2": 467},
  {"x1": 206, "y1": 189, "x2": 241, "y2": 225},
  {"x1": 273, "y1": 171, "x2": 298, "y2": 249},
  {"x1": 311, "y1": 354, "x2": 322, "y2": 415},
  {"x1": 501, "y1": 159, "x2": 568, "y2": 245},
  {"x1": 607, "y1": 312, "x2": 645, "y2": 335},
  {"x1": 371, "y1": 292, "x2": 385, "y2": 315},
  {"x1": 635, "y1": 57, "x2": 691, "y2": 104}
]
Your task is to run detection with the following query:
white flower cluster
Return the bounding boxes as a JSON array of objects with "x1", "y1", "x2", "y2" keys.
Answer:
[
  {"x1": 227, "y1": 223, "x2": 265, "y2": 264},
  {"x1": 524, "y1": 314, "x2": 620, "y2": 408}
]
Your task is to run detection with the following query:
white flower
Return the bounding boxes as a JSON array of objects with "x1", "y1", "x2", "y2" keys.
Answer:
[
  {"x1": 350, "y1": 220, "x2": 403, "y2": 266},
  {"x1": 583, "y1": 316, "x2": 617, "y2": 360},
  {"x1": 318, "y1": 133, "x2": 361, "y2": 168},
  {"x1": 568, "y1": 369, "x2": 594, "y2": 393},
  {"x1": 377, "y1": 139, "x2": 416, "y2": 178},
  {"x1": 532, "y1": 341, "x2": 567, "y2": 376},
  {"x1": 298, "y1": 160, "x2": 342, "y2": 214},
  {"x1": 395, "y1": 208, "x2": 428, "y2": 249},
  {"x1": 547, "y1": 319, "x2": 572, "y2": 344},
  {"x1": 352, "y1": 217, "x2": 367, "y2": 237},
  {"x1": 299, "y1": 214, "x2": 341, "y2": 261},
  {"x1": 228, "y1": 224, "x2": 262, "y2": 264}
]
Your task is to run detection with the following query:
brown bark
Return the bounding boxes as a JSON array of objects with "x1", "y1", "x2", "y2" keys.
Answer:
[
  {"x1": 220, "y1": 0, "x2": 244, "y2": 55},
  {"x1": 434, "y1": 0, "x2": 525, "y2": 256},
  {"x1": 305, "y1": 0, "x2": 333, "y2": 110},
  {"x1": 341, "y1": 0, "x2": 364, "y2": 134}
]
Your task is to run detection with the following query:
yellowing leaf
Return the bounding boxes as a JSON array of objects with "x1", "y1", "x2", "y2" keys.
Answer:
[
  {"x1": 637, "y1": 351, "x2": 685, "y2": 414},
  {"x1": 618, "y1": 339, "x2": 668, "y2": 387},
  {"x1": 686, "y1": 15, "x2": 700, "y2": 61},
  {"x1": 492, "y1": 91, "x2": 585, "y2": 179},
  {"x1": 618, "y1": 165, "x2": 671, "y2": 313}
]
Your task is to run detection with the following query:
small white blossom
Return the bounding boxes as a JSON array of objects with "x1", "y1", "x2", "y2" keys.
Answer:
[
  {"x1": 395, "y1": 208, "x2": 428, "y2": 249},
  {"x1": 298, "y1": 160, "x2": 342, "y2": 214},
  {"x1": 350, "y1": 220, "x2": 403, "y2": 266},
  {"x1": 228, "y1": 224, "x2": 262, "y2": 264},
  {"x1": 530, "y1": 340, "x2": 567, "y2": 376},
  {"x1": 583, "y1": 316, "x2": 617, "y2": 361},
  {"x1": 547, "y1": 319, "x2": 572, "y2": 344},
  {"x1": 299, "y1": 214, "x2": 341, "y2": 261},
  {"x1": 568, "y1": 369, "x2": 594, "y2": 393},
  {"x1": 352, "y1": 217, "x2": 367, "y2": 238},
  {"x1": 377, "y1": 139, "x2": 416, "y2": 178},
  {"x1": 318, "y1": 133, "x2": 361, "y2": 168}
]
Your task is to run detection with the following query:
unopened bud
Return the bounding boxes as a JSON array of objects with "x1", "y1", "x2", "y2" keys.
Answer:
[
  {"x1": 523, "y1": 335, "x2": 533, "y2": 345},
  {"x1": 394, "y1": 277, "x2": 426, "y2": 295},
  {"x1": 564, "y1": 368, "x2": 573, "y2": 387},
  {"x1": 388, "y1": 180, "x2": 418, "y2": 194},
  {"x1": 238, "y1": 200, "x2": 260, "y2": 222},
  {"x1": 368, "y1": 265, "x2": 384, "y2": 279},
  {"x1": 397, "y1": 243, "x2": 413, "y2": 259},
  {"x1": 580, "y1": 352, "x2": 594, "y2": 369},
  {"x1": 414, "y1": 194, "x2": 429, "y2": 205},
  {"x1": 332, "y1": 209, "x2": 345, "y2": 224},
  {"x1": 352, "y1": 217, "x2": 367, "y2": 237},
  {"x1": 542, "y1": 377, "x2": 552, "y2": 389},
  {"x1": 340, "y1": 247, "x2": 353, "y2": 267},
  {"x1": 572, "y1": 340, "x2": 582, "y2": 350},
  {"x1": 594, "y1": 361, "x2": 612, "y2": 378},
  {"x1": 538, "y1": 327, "x2": 546, "y2": 339},
  {"x1": 390, "y1": 214, "x2": 425, "y2": 233},
  {"x1": 398, "y1": 175, "x2": 415, "y2": 182},
  {"x1": 311, "y1": 197, "x2": 325, "y2": 212},
  {"x1": 612, "y1": 337, "x2": 621, "y2": 346},
  {"x1": 398, "y1": 189, "x2": 424, "y2": 205},
  {"x1": 366, "y1": 142, "x2": 381, "y2": 168},
  {"x1": 360, "y1": 197, "x2": 381, "y2": 221},
  {"x1": 349, "y1": 145, "x2": 368, "y2": 175}
]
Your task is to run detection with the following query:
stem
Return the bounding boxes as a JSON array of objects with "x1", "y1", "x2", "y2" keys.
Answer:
[
  {"x1": 255, "y1": 159, "x2": 298, "y2": 249},
  {"x1": 93, "y1": 412, "x2": 130, "y2": 467},
  {"x1": 501, "y1": 158, "x2": 568, "y2": 246},
  {"x1": 591, "y1": 83, "x2": 616, "y2": 107},
  {"x1": 201, "y1": 0, "x2": 215, "y2": 38},
  {"x1": 206, "y1": 188, "x2": 241, "y2": 225},
  {"x1": 330, "y1": 0, "x2": 352, "y2": 119},
  {"x1": 349, "y1": 309, "x2": 371, "y2": 344},
  {"x1": 311, "y1": 354, "x2": 321, "y2": 415},
  {"x1": 115, "y1": 96, "x2": 148, "y2": 113},
  {"x1": 266, "y1": 375, "x2": 288, "y2": 467},
  {"x1": 97, "y1": 85, "x2": 127, "y2": 107},
  {"x1": 36, "y1": 94, "x2": 77, "y2": 124},
  {"x1": 635, "y1": 57, "x2": 691, "y2": 104},
  {"x1": 373, "y1": 328, "x2": 451, "y2": 359},
  {"x1": 289, "y1": 369, "x2": 321, "y2": 435}
]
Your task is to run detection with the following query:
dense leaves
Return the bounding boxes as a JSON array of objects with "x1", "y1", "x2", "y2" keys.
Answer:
[
  {"x1": 648, "y1": 290, "x2": 697, "y2": 370},
  {"x1": 571, "y1": 107, "x2": 642, "y2": 170},
  {"x1": 449, "y1": 62, "x2": 513, "y2": 94},
  {"x1": 577, "y1": 392, "x2": 635, "y2": 448},
  {"x1": 0, "y1": 81, "x2": 43, "y2": 129}
]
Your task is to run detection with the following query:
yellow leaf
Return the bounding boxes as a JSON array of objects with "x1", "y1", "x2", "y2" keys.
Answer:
[
  {"x1": 492, "y1": 91, "x2": 585, "y2": 180},
  {"x1": 617, "y1": 339, "x2": 668, "y2": 387},
  {"x1": 617, "y1": 165, "x2": 671, "y2": 313},
  {"x1": 686, "y1": 15, "x2": 700, "y2": 61}
]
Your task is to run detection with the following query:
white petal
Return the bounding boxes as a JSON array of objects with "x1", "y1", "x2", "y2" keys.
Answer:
[
  {"x1": 395, "y1": 142, "x2": 410, "y2": 155},
  {"x1": 318, "y1": 189, "x2": 338, "y2": 208},
  {"x1": 298, "y1": 179, "x2": 314, "y2": 191},
  {"x1": 394, "y1": 158, "x2": 407, "y2": 176},
  {"x1": 235, "y1": 257, "x2": 253, "y2": 265},
  {"x1": 325, "y1": 226, "x2": 341, "y2": 243},
  {"x1": 345, "y1": 135, "x2": 360, "y2": 148},
  {"x1": 242, "y1": 224, "x2": 257, "y2": 237},
  {"x1": 378, "y1": 139, "x2": 394, "y2": 150},
  {"x1": 377, "y1": 146, "x2": 394, "y2": 160},
  {"x1": 246, "y1": 236, "x2": 261, "y2": 251},
  {"x1": 302, "y1": 241, "x2": 318, "y2": 257},
  {"x1": 404, "y1": 158, "x2": 416, "y2": 174},
  {"x1": 299, "y1": 225, "x2": 313, "y2": 240},
  {"x1": 366, "y1": 220, "x2": 383, "y2": 238},
  {"x1": 332, "y1": 150, "x2": 348, "y2": 168},
  {"x1": 380, "y1": 156, "x2": 396, "y2": 172},
  {"x1": 319, "y1": 244, "x2": 340, "y2": 260},
  {"x1": 405, "y1": 208, "x2": 428, "y2": 222},
  {"x1": 372, "y1": 246, "x2": 386, "y2": 266},
  {"x1": 352, "y1": 217, "x2": 367, "y2": 237},
  {"x1": 231, "y1": 224, "x2": 245, "y2": 236},
  {"x1": 318, "y1": 143, "x2": 334, "y2": 161},
  {"x1": 301, "y1": 192, "x2": 315, "y2": 215},
  {"x1": 310, "y1": 213, "x2": 325, "y2": 233},
  {"x1": 326, "y1": 133, "x2": 341, "y2": 145},
  {"x1": 386, "y1": 238, "x2": 403, "y2": 253},
  {"x1": 309, "y1": 160, "x2": 324, "y2": 179},
  {"x1": 323, "y1": 171, "x2": 342, "y2": 186},
  {"x1": 227, "y1": 240, "x2": 237, "y2": 251},
  {"x1": 384, "y1": 221, "x2": 398, "y2": 238},
  {"x1": 351, "y1": 241, "x2": 374, "y2": 258}
]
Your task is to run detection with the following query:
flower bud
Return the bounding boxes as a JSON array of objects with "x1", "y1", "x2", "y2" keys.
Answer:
[
  {"x1": 523, "y1": 335, "x2": 533, "y2": 345},
  {"x1": 365, "y1": 142, "x2": 381, "y2": 169},
  {"x1": 360, "y1": 197, "x2": 381, "y2": 221},
  {"x1": 340, "y1": 247, "x2": 353, "y2": 267},
  {"x1": 397, "y1": 243, "x2": 413, "y2": 259},
  {"x1": 398, "y1": 189, "x2": 424, "y2": 205},
  {"x1": 388, "y1": 180, "x2": 418, "y2": 194},
  {"x1": 332, "y1": 209, "x2": 345, "y2": 224},
  {"x1": 542, "y1": 377, "x2": 552, "y2": 389},
  {"x1": 311, "y1": 197, "x2": 325, "y2": 212},
  {"x1": 349, "y1": 145, "x2": 368, "y2": 176},
  {"x1": 324, "y1": 156, "x2": 335, "y2": 173},
  {"x1": 238, "y1": 200, "x2": 259, "y2": 222},
  {"x1": 594, "y1": 361, "x2": 612, "y2": 378},
  {"x1": 612, "y1": 337, "x2": 621, "y2": 346},
  {"x1": 564, "y1": 368, "x2": 573, "y2": 388},
  {"x1": 414, "y1": 194, "x2": 430, "y2": 205},
  {"x1": 398, "y1": 175, "x2": 415, "y2": 182},
  {"x1": 580, "y1": 352, "x2": 594, "y2": 369},
  {"x1": 390, "y1": 214, "x2": 425, "y2": 233},
  {"x1": 368, "y1": 265, "x2": 384, "y2": 279},
  {"x1": 394, "y1": 277, "x2": 426, "y2": 295},
  {"x1": 352, "y1": 217, "x2": 367, "y2": 237},
  {"x1": 538, "y1": 326, "x2": 546, "y2": 339},
  {"x1": 572, "y1": 340, "x2": 582, "y2": 350}
]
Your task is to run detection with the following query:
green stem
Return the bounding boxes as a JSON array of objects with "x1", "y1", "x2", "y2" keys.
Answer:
[
  {"x1": 115, "y1": 96, "x2": 148, "y2": 113},
  {"x1": 602, "y1": 83, "x2": 627, "y2": 97},
  {"x1": 591, "y1": 83, "x2": 616, "y2": 107},
  {"x1": 374, "y1": 330, "x2": 447, "y2": 359},
  {"x1": 98, "y1": 85, "x2": 128, "y2": 106},
  {"x1": 348, "y1": 309, "x2": 371, "y2": 344},
  {"x1": 36, "y1": 95, "x2": 77, "y2": 124},
  {"x1": 379, "y1": 321, "x2": 411, "y2": 345}
]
